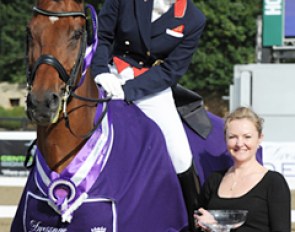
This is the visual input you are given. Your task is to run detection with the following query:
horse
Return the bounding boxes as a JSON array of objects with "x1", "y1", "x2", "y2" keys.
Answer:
[{"x1": 11, "y1": 0, "x2": 239, "y2": 231}]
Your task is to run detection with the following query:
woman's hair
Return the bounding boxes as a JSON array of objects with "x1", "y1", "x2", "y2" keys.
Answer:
[{"x1": 224, "y1": 107, "x2": 264, "y2": 136}]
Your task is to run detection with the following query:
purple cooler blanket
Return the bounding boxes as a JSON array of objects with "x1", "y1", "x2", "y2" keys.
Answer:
[{"x1": 11, "y1": 100, "x2": 261, "y2": 232}]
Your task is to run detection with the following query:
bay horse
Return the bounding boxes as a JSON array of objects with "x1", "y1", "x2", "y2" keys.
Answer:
[{"x1": 11, "y1": 0, "x2": 241, "y2": 231}]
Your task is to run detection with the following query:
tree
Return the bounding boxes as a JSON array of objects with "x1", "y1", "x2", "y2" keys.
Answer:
[
  {"x1": 182, "y1": 0, "x2": 262, "y2": 97},
  {"x1": 0, "y1": 0, "x2": 103, "y2": 84},
  {"x1": 0, "y1": 0, "x2": 35, "y2": 83},
  {"x1": 0, "y1": 0, "x2": 262, "y2": 114}
]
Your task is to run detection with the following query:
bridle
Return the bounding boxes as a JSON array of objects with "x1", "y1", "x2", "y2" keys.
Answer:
[
  {"x1": 26, "y1": 5, "x2": 111, "y2": 111},
  {"x1": 25, "y1": 5, "x2": 112, "y2": 170},
  {"x1": 26, "y1": 5, "x2": 111, "y2": 103},
  {"x1": 27, "y1": 6, "x2": 87, "y2": 89}
]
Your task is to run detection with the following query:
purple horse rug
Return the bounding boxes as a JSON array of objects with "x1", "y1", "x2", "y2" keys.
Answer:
[
  {"x1": 11, "y1": 100, "x2": 260, "y2": 232},
  {"x1": 11, "y1": 101, "x2": 189, "y2": 232}
]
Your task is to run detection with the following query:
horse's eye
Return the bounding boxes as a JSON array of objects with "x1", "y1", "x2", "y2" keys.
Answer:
[{"x1": 73, "y1": 29, "x2": 83, "y2": 40}]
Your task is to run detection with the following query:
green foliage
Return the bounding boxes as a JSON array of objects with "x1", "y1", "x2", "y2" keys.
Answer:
[
  {"x1": 0, "y1": 0, "x2": 35, "y2": 84},
  {"x1": 0, "y1": 0, "x2": 102, "y2": 84},
  {"x1": 86, "y1": 0, "x2": 104, "y2": 10},
  {"x1": 0, "y1": 0, "x2": 262, "y2": 96},
  {"x1": 0, "y1": 106, "x2": 25, "y2": 116},
  {"x1": 0, "y1": 106, "x2": 28, "y2": 130},
  {"x1": 181, "y1": 0, "x2": 262, "y2": 95}
]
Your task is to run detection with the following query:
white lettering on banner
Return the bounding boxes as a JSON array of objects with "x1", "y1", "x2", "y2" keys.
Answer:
[
  {"x1": 29, "y1": 220, "x2": 68, "y2": 232},
  {"x1": 264, "y1": 0, "x2": 282, "y2": 15},
  {"x1": 262, "y1": 142, "x2": 295, "y2": 189}
]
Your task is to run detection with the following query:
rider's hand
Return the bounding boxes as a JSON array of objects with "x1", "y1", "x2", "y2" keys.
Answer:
[{"x1": 94, "y1": 73, "x2": 125, "y2": 100}]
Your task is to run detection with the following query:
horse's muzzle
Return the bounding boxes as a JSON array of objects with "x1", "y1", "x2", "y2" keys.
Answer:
[{"x1": 26, "y1": 91, "x2": 62, "y2": 125}]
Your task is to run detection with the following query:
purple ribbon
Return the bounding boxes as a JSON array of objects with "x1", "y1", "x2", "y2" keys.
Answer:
[
  {"x1": 78, "y1": 4, "x2": 98, "y2": 87},
  {"x1": 33, "y1": 4, "x2": 113, "y2": 223},
  {"x1": 34, "y1": 100, "x2": 113, "y2": 222}
]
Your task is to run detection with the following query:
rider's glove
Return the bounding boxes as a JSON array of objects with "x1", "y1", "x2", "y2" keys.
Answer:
[{"x1": 94, "y1": 73, "x2": 125, "y2": 100}]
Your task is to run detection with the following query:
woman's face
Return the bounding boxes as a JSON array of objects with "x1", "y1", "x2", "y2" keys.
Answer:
[{"x1": 225, "y1": 118, "x2": 263, "y2": 163}]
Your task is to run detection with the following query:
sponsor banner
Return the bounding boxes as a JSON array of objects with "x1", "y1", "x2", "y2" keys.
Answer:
[
  {"x1": 262, "y1": 141, "x2": 295, "y2": 189},
  {"x1": 263, "y1": 0, "x2": 284, "y2": 46},
  {"x1": 0, "y1": 132, "x2": 36, "y2": 177}
]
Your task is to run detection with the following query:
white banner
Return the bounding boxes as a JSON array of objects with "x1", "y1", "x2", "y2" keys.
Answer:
[{"x1": 262, "y1": 142, "x2": 295, "y2": 190}]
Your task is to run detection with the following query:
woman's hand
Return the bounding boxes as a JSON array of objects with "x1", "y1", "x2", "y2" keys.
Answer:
[{"x1": 193, "y1": 208, "x2": 216, "y2": 231}]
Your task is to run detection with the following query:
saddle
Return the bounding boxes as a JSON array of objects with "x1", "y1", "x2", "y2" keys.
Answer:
[{"x1": 172, "y1": 84, "x2": 212, "y2": 139}]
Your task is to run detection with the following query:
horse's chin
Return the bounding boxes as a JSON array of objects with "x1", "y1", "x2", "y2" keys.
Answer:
[{"x1": 26, "y1": 109, "x2": 60, "y2": 126}]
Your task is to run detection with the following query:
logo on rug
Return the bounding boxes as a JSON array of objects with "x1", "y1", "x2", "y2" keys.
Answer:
[
  {"x1": 91, "y1": 227, "x2": 107, "y2": 232},
  {"x1": 29, "y1": 220, "x2": 67, "y2": 232}
]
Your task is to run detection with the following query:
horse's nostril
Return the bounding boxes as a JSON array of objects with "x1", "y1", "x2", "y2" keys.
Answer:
[{"x1": 46, "y1": 92, "x2": 60, "y2": 110}]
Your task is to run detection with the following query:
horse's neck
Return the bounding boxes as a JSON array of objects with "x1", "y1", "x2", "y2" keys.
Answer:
[{"x1": 37, "y1": 74, "x2": 99, "y2": 173}]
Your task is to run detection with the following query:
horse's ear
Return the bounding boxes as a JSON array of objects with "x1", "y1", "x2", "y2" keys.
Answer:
[{"x1": 85, "y1": 6, "x2": 95, "y2": 45}]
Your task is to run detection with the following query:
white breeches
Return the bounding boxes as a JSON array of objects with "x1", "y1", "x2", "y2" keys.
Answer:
[
  {"x1": 110, "y1": 65, "x2": 193, "y2": 173},
  {"x1": 134, "y1": 88, "x2": 193, "y2": 173}
]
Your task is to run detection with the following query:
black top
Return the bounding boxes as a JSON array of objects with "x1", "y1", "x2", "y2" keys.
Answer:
[{"x1": 198, "y1": 170, "x2": 291, "y2": 231}]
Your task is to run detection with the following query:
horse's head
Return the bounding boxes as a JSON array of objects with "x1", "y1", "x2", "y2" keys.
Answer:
[{"x1": 26, "y1": 0, "x2": 95, "y2": 125}]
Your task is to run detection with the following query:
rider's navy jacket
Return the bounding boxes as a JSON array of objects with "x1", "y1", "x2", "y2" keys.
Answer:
[{"x1": 91, "y1": 0, "x2": 206, "y2": 102}]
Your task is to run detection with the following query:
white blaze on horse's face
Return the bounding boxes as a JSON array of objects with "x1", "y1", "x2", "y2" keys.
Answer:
[{"x1": 49, "y1": 16, "x2": 59, "y2": 23}]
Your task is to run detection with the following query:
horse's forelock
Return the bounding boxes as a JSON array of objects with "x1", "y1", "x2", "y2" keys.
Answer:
[{"x1": 36, "y1": 0, "x2": 84, "y2": 11}]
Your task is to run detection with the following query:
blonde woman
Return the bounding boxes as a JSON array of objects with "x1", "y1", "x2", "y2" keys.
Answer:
[{"x1": 194, "y1": 107, "x2": 291, "y2": 231}]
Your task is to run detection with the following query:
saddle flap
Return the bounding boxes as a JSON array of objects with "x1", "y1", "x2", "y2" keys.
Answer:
[{"x1": 172, "y1": 84, "x2": 212, "y2": 139}]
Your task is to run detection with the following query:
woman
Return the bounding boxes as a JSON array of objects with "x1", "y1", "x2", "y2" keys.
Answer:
[
  {"x1": 91, "y1": 0, "x2": 206, "y2": 230},
  {"x1": 194, "y1": 107, "x2": 291, "y2": 231}
]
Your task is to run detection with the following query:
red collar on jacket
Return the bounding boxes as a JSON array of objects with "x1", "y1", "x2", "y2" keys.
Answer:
[{"x1": 174, "y1": 0, "x2": 187, "y2": 18}]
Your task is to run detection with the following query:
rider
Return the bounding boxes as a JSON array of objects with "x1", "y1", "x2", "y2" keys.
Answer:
[{"x1": 91, "y1": 0, "x2": 206, "y2": 230}]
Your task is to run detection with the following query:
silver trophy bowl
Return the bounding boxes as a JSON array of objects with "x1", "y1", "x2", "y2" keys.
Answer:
[{"x1": 202, "y1": 210, "x2": 248, "y2": 232}]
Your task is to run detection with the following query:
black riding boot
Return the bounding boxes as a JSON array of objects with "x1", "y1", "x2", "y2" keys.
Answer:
[{"x1": 177, "y1": 163, "x2": 201, "y2": 232}]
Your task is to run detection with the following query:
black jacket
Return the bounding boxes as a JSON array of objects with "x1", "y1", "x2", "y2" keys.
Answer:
[{"x1": 91, "y1": 0, "x2": 206, "y2": 102}]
